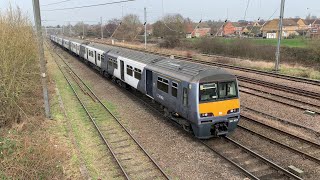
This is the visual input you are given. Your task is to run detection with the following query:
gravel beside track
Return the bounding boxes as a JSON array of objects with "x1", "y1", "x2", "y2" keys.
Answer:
[
  {"x1": 240, "y1": 92, "x2": 320, "y2": 134},
  {"x1": 204, "y1": 137, "x2": 302, "y2": 180},
  {"x1": 230, "y1": 127, "x2": 320, "y2": 180},
  {"x1": 239, "y1": 115, "x2": 320, "y2": 164}
]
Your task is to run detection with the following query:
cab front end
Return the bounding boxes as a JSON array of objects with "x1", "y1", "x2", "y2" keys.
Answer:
[{"x1": 192, "y1": 80, "x2": 240, "y2": 139}]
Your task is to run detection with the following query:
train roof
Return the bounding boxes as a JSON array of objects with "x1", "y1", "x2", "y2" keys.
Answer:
[
  {"x1": 54, "y1": 36, "x2": 236, "y2": 82},
  {"x1": 89, "y1": 42, "x2": 164, "y2": 64},
  {"x1": 147, "y1": 58, "x2": 234, "y2": 82},
  {"x1": 87, "y1": 41, "x2": 235, "y2": 82}
]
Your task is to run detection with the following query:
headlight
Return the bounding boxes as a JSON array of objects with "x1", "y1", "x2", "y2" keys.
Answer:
[
  {"x1": 227, "y1": 108, "x2": 239, "y2": 114},
  {"x1": 200, "y1": 113, "x2": 213, "y2": 117}
]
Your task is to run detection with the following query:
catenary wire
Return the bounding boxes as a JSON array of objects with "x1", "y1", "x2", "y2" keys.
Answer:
[{"x1": 42, "y1": 0, "x2": 135, "y2": 12}]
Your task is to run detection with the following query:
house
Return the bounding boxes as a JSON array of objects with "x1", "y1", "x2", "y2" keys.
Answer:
[
  {"x1": 305, "y1": 19, "x2": 320, "y2": 38},
  {"x1": 222, "y1": 22, "x2": 236, "y2": 36},
  {"x1": 304, "y1": 19, "x2": 320, "y2": 28},
  {"x1": 261, "y1": 18, "x2": 303, "y2": 38},
  {"x1": 185, "y1": 23, "x2": 211, "y2": 38}
]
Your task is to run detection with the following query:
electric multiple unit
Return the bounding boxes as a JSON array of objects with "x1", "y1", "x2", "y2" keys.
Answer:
[{"x1": 50, "y1": 35, "x2": 240, "y2": 139}]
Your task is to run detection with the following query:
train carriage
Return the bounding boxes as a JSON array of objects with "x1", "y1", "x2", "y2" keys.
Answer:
[{"x1": 70, "y1": 39, "x2": 84, "y2": 56}]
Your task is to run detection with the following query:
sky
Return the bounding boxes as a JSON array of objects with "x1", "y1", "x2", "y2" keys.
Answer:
[{"x1": 0, "y1": 0, "x2": 319, "y2": 26}]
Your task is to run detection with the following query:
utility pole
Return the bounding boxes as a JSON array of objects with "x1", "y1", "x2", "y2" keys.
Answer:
[
  {"x1": 82, "y1": 21, "x2": 85, "y2": 39},
  {"x1": 144, "y1": 7, "x2": 147, "y2": 49},
  {"x1": 69, "y1": 22, "x2": 71, "y2": 37},
  {"x1": 32, "y1": 0, "x2": 51, "y2": 119},
  {"x1": 275, "y1": 0, "x2": 285, "y2": 72},
  {"x1": 101, "y1": 17, "x2": 104, "y2": 39}
]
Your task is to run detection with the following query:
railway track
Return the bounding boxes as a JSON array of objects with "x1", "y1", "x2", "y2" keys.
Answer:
[
  {"x1": 202, "y1": 137, "x2": 302, "y2": 180},
  {"x1": 237, "y1": 76, "x2": 320, "y2": 101},
  {"x1": 51, "y1": 42, "x2": 303, "y2": 180},
  {"x1": 239, "y1": 115, "x2": 320, "y2": 164},
  {"x1": 91, "y1": 39, "x2": 320, "y2": 87},
  {"x1": 49, "y1": 44, "x2": 170, "y2": 180},
  {"x1": 239, "y1": 87, "x2": 320, "y2": 114},
  {"x1": 241, "y1": 105, "x2": 320, "y2": 138},
  {"x1": 200, "y1": 53, "x2": 320, "y2": 86},
  {"x1": 240, "y1": 83, "x2": 320, "y2": 110}
]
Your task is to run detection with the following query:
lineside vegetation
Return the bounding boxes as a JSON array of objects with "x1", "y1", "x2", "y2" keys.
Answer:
[
  {"x1": 0, "y1": 6, "x2": 40, "y2": 126},
  {"x1": 0, "y1": 6, "x2": 68, "y2": 179}
]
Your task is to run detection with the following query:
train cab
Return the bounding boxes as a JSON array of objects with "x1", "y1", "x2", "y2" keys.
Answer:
[{"x1": 190, "y1": 69, "x2": 240, "y2": 139}]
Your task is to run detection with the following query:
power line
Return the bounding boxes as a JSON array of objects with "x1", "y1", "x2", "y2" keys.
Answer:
[
  {"x1": 41, "y1": 0, "x2": 72, "y2": 7},
  {"x1": 244, "y1": 0, "x2": 251, "y2": 20},
  {"x1": 43, "y1": 0, "x2": 135, "y2": 12}
]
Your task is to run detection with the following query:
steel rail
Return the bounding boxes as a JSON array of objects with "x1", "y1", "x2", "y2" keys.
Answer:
[
  {"x1": 225, "y1": 137, "x2": 303, "y2": 180},
  {"x1": 200, "y1": 53, "x2": 320, "y2": 86},
  {"x1": 241, "y1": 105, "x2": 320, "y2": 137},
  {"x1": 240, "y1": 89, "x2": 320, "y2": 114},
  {"x1": 240, "y1": 84, "x2": 320, "y2": 109},
  {"x1": 238, "y1": 76, "x2": 320, "y2": 100},
  {"x1": 49, "y1": 48, "x2": 130, "y2": 180},
  {"x1": 239, "y1": 116, "x2": 320, "y2": 164}
]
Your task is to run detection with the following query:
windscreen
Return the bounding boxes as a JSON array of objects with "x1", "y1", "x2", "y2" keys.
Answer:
[{"x1": 199, "y1": 81, "x2": 237, "y2": 102}]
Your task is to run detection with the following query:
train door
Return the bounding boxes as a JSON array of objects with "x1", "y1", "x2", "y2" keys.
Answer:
[
  {"x1": 182, "y1": 86, "x2": 189, "y2": 118},
  {"x1": 120, "y1": 60, "x2": 125, "y2": 81},
  {"x1": 86, "y1": 48, "x2": 88, "y2": 60},
  {"x1": 94, "y1": 51, "x2": 97, "y2": 65},
  {"x1": 146, "y1": 70, "x2": 153, "y2": 97}
]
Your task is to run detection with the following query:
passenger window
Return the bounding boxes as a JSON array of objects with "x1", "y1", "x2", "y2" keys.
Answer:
[
  {"x1": 134, "y1": 68, "x2": 142, "y2": 80},
  {"x1": 172, "y1": 82, "x2": 178, "y2": 98},
  {"x1": 157, "y1": 76, "x2": 169, "y2": 93},
  {"x1": 114, "y1": 59, "x2": 118, "y2": 69},
  {"x1": 127, "y1": 65, "x2": 133, "y2": 76},
  {"x1": 108, "y1": 58, "x2": 112, "y2": 67},
  {"x1": 98, "y1": 54, "x2": 101, "y2": 61},
  {"x1": 183, "y1": 88, "x2": 188, "y2": 106}
]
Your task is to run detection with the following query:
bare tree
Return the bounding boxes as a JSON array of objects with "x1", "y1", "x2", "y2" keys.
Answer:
[{"x1": 114, "y1": 14, "x2": 142, "y2": 40}]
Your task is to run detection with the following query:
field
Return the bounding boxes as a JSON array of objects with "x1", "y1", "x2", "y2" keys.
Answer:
[{"x1": 185, "y1": 38, "x2": 308, "y2": 48}]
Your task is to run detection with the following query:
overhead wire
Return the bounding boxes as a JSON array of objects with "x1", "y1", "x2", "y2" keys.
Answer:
[
  {"x1": 42, "y1": 0, "x2": 135, "y2": 12},
  {"x1": 161, "y1": 0, "x2": 184, "y2": 34},
  {"x1": 244, "y1": 0, "x2": 251, "y2": 20},
  {"x1": 41, "y1": 0, "x2": 72, "y2": 7}
]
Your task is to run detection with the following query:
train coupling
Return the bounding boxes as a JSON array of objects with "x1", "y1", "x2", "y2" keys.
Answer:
[{"x1": 211, "y1": 122, "x2": 229, "y2": 136}]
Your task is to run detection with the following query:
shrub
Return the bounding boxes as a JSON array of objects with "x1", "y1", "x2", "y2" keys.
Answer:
[
  {"x1": 159, "y1": 36, "x2": 181, "y2": 48},
  {"x1": 0, "y1": 6, "x2": 41, "y2": 127},
  {"x1": 184, "y1": 38, "x2": 320, "y2": 69}
]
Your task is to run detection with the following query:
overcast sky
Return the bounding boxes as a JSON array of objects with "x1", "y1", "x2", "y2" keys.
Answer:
[{"x1": 1, "y1": 0, "x2": 319, "y2": 26}]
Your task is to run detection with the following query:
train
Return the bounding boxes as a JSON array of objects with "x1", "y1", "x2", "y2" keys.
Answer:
[{"x1": 50, "y1": 35, "x2": 241, "y2": 139}]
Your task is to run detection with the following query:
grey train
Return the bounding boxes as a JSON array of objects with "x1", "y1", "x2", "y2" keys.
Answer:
[{"x1": 50, "y1": 35, "x2": 241, "y2": 139}]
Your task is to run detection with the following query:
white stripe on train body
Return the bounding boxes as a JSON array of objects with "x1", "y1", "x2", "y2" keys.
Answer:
[{"x1": 117, "y1": 56, "x2": 147, "y2": 89}]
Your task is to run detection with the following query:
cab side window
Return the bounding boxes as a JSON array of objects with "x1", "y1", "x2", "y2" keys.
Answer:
[
  {"x1": 183, "y1": 88, "x2": 188, "y2": 106},
  {"x1": 157, "y1": 77, "x2": 169, "y2": 93},
  {"x1": 172, "y1": 82, "x2": 178, "y2": 98}
]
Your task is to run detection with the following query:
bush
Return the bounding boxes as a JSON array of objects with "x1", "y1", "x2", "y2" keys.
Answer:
[
  {"x1": 159, "y1": 36, "x2": 181, "y2": 48},
  {"x1": 0, "y1": 119, "x2": 67, "y2": 179},
  {"x1": 183, "y1": 38, "x2": 320, "y2": 69},
  {"x1": 0, "y1": 7, "x2": 41, "y2": 127}
]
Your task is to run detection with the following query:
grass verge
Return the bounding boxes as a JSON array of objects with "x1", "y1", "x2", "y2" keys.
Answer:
[{"x1": 46, "y1": 44, "x2": 121, "y2": 179}]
